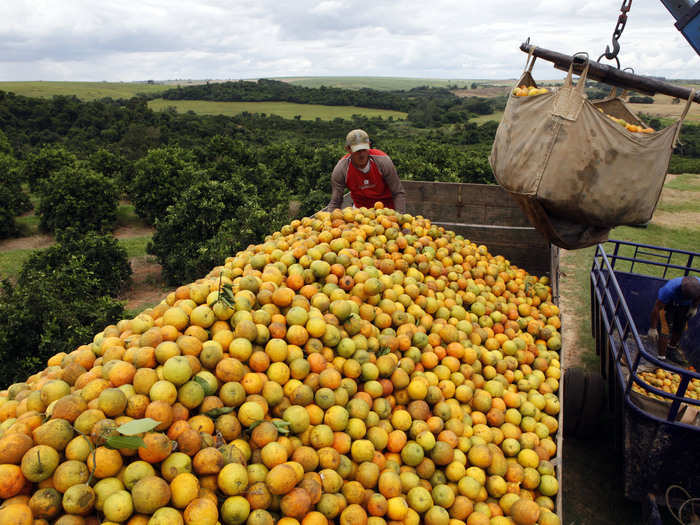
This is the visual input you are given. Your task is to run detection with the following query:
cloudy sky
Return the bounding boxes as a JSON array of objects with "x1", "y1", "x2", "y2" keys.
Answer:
[{"x1": 2, "y1": 0, "x2": 699, "y2": 82}]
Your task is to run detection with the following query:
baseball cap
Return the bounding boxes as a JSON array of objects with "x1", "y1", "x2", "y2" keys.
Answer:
[{"x1": 346, "y1": 129, "x2": 370, "y2": 152}]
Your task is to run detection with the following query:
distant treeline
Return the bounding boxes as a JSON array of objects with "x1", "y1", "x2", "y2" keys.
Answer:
[
  {"x1": 160, "y1": 79, "x2": 408, "y2": 109},
  {"x1": 157, "y1": 79, "x2": 506, "y2": 127}
]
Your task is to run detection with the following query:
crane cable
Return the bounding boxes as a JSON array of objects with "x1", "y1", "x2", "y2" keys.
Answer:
[{"x1": 598, "y1": 0, "x2": 633, "y2": 68}]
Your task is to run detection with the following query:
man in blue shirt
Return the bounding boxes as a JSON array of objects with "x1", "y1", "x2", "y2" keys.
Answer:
[{"x1": 648, "y1": 276, "x2": 700, "y2": 365}]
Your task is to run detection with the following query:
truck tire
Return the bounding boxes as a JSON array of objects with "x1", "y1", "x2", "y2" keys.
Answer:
[
  {"x1": 563, "y1": 366, "x2": 586, "y2": 437},
  {"x1": 563, "y1": 367, "x2": 606, "y2": 438},
  {"x1": 576, "y1": 371, "x2": 606, "y2": 438}
]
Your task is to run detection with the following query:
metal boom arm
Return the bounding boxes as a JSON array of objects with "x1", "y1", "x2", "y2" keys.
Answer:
[
  {"x1": 519, "y1": 41, "x2": 700, "y2": 104},
  {"x1": 660, "y1": 0, "x2": 700, "y2": 55}
]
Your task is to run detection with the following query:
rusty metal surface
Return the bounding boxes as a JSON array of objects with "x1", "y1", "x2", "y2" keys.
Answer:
[{"x1": 520, "y1": 42, "x2": 700, "y2": 102}]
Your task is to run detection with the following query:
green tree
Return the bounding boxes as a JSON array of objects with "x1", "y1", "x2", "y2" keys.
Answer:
[
  {"x1": 148, "y1": 178, "x2": 286, "y2": 285},
  {"x1": 129, "y1": 146, "x2": 206, "y2": 224},
  {"x1": 88, "y1": 148, "x2": 133, "y2": 193},
  {"x1": 629, "y1": 96, "x2": 654, "y2": 104},
  {"x1": 24, "y1": 144, "x2": 78, "y2": 190},
  {"x1": 0, "y1": 259, "x2": 125, "y2": 387},
  {"x1": 36, "y1": 166, "x2": 119, "y2": 234},
  {"x1": 0, "y1": 153, "x2": 32, "y2": 239},
  {"x1": 0, "y1": 129, "x2": 12, "y2": 155},
  {"x1": 21, "y1": 229, "x2": 132, "y2": 296}
]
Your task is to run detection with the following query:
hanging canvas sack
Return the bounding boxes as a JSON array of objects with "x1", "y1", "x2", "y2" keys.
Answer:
[{"x1": 490, "y1": 51, "x2": 694, "y2": 249}]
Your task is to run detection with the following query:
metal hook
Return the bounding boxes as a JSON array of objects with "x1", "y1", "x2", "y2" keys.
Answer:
[
  {"x1": 597, "y1": 0, "x2": 631, "y2": 70},
  {"x1": 603, "y1": 40, "x2": 621, "y2": 61},
  {"x1": 597, "y1": 52, "x2": 621, "y2": 69}
]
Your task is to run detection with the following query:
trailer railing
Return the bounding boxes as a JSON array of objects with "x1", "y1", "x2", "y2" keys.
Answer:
[
  {"x1": 604, "y1": 240, "x2": 697, "y2": 279},
  {"x1": 590, "y1": 240, "x2": 700, "y2": 430}
]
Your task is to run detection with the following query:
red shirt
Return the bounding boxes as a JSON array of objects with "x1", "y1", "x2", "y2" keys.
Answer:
[{"x1": 344, "y1": 149, "x2": 395, "y2": 209}]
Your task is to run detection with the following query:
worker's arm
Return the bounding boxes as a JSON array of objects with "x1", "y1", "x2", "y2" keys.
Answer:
[
  {"x1": 375, "y1": 155, "x2": 406, "y2": 213},
  {"x1": 648, "y1": 299, "x2": 667, "y2": 342},
  {"x1": 650, "y1": 299, "x2": 671, "y2": 335},
  {"x1": 326, "y1": 160, "x2": 348, "y2": 212},
  {"x1": 650, "y1": 299, "x2": 663, "y2": 331}
]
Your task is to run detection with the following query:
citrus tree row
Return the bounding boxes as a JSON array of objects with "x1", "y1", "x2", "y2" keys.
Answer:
[{"x1": 0, "y1": 203, "x2": 562, "y2": 525}]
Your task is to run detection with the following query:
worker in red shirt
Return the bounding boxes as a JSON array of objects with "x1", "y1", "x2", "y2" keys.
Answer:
[{"x1": 326, "y1": 129, "x2": 406, "y2": 212}]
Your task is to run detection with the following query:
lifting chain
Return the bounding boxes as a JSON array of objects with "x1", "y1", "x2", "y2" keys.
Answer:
[{"x1": 598, "y1": 0, "x2": 633, "y2": 69}]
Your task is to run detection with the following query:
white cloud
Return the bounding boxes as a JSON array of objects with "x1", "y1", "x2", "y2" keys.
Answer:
[{"x1": 0, "y1": 0, "x2": 698, "y2": 81}]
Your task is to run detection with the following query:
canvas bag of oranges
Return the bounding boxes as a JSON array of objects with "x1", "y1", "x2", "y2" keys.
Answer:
[{"x1": 490, "y1": 51, "x2": 694, "y2": 249}]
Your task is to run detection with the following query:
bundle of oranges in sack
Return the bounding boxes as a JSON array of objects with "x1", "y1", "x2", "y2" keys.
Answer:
[{"x1": 512, "y1": 85, "x2": 549, "y2": 97}]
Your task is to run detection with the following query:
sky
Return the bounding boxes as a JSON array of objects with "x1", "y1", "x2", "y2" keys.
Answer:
[{"x1": 1, "y1": 0, "x2": 700, "y2": 82}]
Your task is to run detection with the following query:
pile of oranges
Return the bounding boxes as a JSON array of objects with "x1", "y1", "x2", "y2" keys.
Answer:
[
  {"x1": 512, "y1": 85, "x2": 549, "y2": 97},
  {"x1": 633, "y1": 368, "x2": 700, "y2": 401},
  {"x1": 0, "y1": 204, "x2": 562, "y2": 525},
  {"x1": 595, "y1": 107, "x2": 655, "y2": 133}
]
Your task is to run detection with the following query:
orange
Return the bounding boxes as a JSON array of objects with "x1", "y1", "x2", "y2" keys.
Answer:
[
  {"x1": 280, "y1": 487, "x2": 313, "y2": 519},
  {"x1": 87, "y1": 447, "x2": 123, "y2": 479},
  {"x1": 131, "y1": 476, "x2": 171, "y2": 515},
  {"x1": 265, "y1": 463, "x2": 299, "y2": 495},
  {"x1": 193, "y1": 447, "x2": 225, "y2": 475},
  {"x1": 0, "y1": 503, "x2": 33, "y2": 525},
  {"x1": 0, "y1": 432, "x2": 34, "y2": 464},
  {"x1": 184, "y1": 497, "x2": 219, "y2": 524},
  {"x1": 246, "y1": 481, "x2": 272, "y2": 510},
  {"x1": 138, "y1": 432, "x2": 173, "y2": 463},
  {"x1": 177, "y1": 428, "x2": 203, "y2": 457},
  {"x1": 0, "y1": 464, "x2": 26, "y2": 499}
]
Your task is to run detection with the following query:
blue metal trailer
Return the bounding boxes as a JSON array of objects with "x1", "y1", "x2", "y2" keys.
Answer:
[{"x1": 590, "y1": 239, "x2": 700, "y2": 503}]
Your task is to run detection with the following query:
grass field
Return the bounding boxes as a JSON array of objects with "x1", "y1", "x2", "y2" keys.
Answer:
[
  {"x1": 631, "y1": 92, "x2": 700, "y2": 123},
  {"x1": 0, "y1": 81, "x2": 168, "y2": 100},
  {"x1": 148, "y1": 99, "x2": 407, "y2": 120},
  {"x1": 276, "y1": 76, "x2": 481, "y2": 90},
  {"x1": 0, "y1": 249, "x2": 35, "y2": 280},
  {"x1": 470, "y1": 111, "x2": 504, "y2": 124},
  {"x1": 0, "y1": 78, "x2": 484, "y2": 99}
]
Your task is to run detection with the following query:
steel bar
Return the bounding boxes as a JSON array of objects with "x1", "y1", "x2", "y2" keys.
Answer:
[
  {"x1": 520, "y1": 41, "x2": 700, "y2": 103},
  {"x1": 660, "y1": 0, "x2": 696, "y2": 24}
]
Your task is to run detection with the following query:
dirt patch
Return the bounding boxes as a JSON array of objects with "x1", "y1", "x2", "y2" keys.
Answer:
[
  {"x1": 657, "y1": 188, "x2": 700, "y2": 205},
  {"x1": 650, "y1": 175, "x2": 700, "y2": 227},
  {"x1": 0, "y1": 233, "x2": 54, "y2": 252},
  {"x1": 119, "y1": 255, "x2": 169, "y2": 312},
  {"x1": 114, "y1": 225, "x2": 155, "y2": 239},
  {"x1": 453, "y1": 86, "x2": 510, "y2": 97},
  {"x1": 0, "y1": 225, "x2": 155, "y2": 253},
  {"x1": 651, "y1": 210, "x2": 700, "y2": 229},
  {"x1": 558, "y1": 250, "x2": 586, "y2": 369}
]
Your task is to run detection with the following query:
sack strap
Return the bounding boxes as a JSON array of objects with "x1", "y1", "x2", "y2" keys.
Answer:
[
  {"x1": 524, "y1": 47, "x2": 536, "y2": 73},
  {"x1": 673, "y1": 88, "x2": 695, "y2": 147},
  {"x1": 608, "y1": 86, "x2": 629, "y2": 99},
  {"x1": 565, "y1": 54, "x2": 590, "y2": 93}
]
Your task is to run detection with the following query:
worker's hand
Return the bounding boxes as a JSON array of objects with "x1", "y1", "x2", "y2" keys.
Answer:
[
  {"x1": 647, "y1": 328, "x2": 658, "y2": 343},
  {"x1": 688, "y1": 306, "x2": 698, "y2": 319}
]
